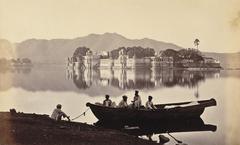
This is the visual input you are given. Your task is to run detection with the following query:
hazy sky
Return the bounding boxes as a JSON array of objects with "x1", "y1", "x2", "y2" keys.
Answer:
[{"x1": 0, "y1": 0, "x2": 240, "y2": 53}]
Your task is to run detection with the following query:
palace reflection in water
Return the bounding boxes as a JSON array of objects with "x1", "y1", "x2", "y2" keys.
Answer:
[{"x1": 67, "y1": 68, "x2": 220, "y2": 90}]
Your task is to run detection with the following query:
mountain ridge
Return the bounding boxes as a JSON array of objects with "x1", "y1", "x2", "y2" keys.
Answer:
[
  {"x1": 15, "y1": 33, "x2": 184, "y2": 63},
  {"x1": 0, "y1": 39, "x2": 16, "y2": 59},
  {"x1": 1, "y1": 33, "x2": 240, "y2": 68}
]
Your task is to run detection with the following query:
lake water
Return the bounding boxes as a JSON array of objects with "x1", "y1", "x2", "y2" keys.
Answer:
[{"x1": 0, "y1": 65, "x2": 240, "y2": 145}]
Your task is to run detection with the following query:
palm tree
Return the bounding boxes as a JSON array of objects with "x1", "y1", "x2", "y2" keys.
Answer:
[{"x1": 194, "y1": 39, "x2": 200, "y2": 49}]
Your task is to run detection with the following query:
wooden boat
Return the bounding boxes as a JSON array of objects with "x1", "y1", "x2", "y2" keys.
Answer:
[{"x1": 86, "y1": 98, "x2": 216, "y2": 122}]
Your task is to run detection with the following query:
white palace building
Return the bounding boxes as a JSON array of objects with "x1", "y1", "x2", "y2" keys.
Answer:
[{"x1": 67, "y1": 49, "x2": 174, "y2": 70}]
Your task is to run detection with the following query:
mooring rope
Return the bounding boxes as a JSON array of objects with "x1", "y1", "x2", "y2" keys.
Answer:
[{"x1": 71, "y1": 108, "x2": 90, "y2": 121}]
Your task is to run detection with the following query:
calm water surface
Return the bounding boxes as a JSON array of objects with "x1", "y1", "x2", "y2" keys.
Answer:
[{"x1": 0, "y1": 65, "x2": 240, "y2": 145}]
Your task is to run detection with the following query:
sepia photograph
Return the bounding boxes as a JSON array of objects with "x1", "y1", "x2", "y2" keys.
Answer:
[{"x1": 0, "y1": 0, "x2": 240, "y2": 145}]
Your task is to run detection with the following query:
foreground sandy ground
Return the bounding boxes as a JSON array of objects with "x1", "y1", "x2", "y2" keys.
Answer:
[{"x1": 0, "y1": 112, "x2": 159, "y2": 145}]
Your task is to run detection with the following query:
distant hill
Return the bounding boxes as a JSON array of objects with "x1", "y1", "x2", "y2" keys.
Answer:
[
  {"x1": 15, "y1": 33, "x2": 183, "y2": 64},
  {"x1": 0, "y1": 39, "x2": 16, "y2": 59}
]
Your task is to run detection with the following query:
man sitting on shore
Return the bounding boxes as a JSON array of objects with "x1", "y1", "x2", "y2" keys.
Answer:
[{"x1": 51, "y1": 104, "x2": 70, "y2": 121}]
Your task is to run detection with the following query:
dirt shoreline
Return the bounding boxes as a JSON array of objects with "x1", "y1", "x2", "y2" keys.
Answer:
[{"x1": 0, "y1": 111, "x2": 159, "y2": 145}]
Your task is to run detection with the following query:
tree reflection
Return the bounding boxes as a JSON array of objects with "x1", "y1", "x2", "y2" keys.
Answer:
[{"x1": 68, "y1": 68, "x2": 220, "y2": 90}]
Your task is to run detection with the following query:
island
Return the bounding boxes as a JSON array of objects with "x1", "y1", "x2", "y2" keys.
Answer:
[
  {"x1": 67, "y1": 46, "x2": 221, "y2": 70},
  {"x1": 0, "y1": 58, "x2": 33, "y2": 69}
]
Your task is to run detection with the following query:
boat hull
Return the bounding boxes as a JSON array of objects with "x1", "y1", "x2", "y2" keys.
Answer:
[{"x1": 86, "y1": 98, "x2": 216, "y2": 122}]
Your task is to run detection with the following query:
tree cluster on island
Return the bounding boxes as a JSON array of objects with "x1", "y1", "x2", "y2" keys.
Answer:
[
  {"x1": 72, "y1": 46, "x2": 203, "y2": 62},
  {"x1": 0, "y1": 58, "x2": 32, "y2": 68},
  {"x1": 110, "y1": 46, "x2": 155, "y2": 59},
  {"x1": 72, "y1": 46, "x2": 90, "y2": 61},
  {"x1": 71, "y1": 44, "x2": 222, "y2": 68},
  {"x1": 72, "y1": 46, "x2": 222, "y2": 68},
  {"x1": 161, "y1": 48, "x2": 203, "y2": 62},
  {"x1": 73, "y1": 46, "x2": 155, "y2": 59}
]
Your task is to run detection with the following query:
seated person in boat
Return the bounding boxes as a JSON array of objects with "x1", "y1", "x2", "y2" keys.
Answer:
[
  {"x1": 131, "y1": 90, "x2": 142, "y2": 109},
  {"x1": 118, "y1": 95, "x2": 128, "y2": 108},
  {"x1": 51, "y1": 104, "x2": 70, "y2": 121},
  {"x1": 145, "y1": 96, "x2": 157, "y2": 109},
  {"x1": 103, "y1": 94, "x2": 112, "y2": 107}
]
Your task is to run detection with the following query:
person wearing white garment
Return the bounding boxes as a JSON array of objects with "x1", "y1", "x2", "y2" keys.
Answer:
[
  {"x1": 118, "y1": 95, "x2": 128, "y2": 108},
  {"x1": 51, "y1": 104, "x2": 70, "y2": 121},
  {"x1": 103, "y1": 94, "x2": 112, "y2": 107},
  {"x1": 145, "y1": 96, "x2": 157, "y2": 109},
  {"x1": 132, "y1": 90, "x2": 142, "y2": 109}
]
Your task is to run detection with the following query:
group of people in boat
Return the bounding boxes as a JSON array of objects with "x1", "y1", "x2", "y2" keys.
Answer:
[
  {"x1": 103, "y1": 90, "x2": 157, "y2": 109},
  {"x1": 50, "y1": 90, "x2": 156, "y2": 121}
]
